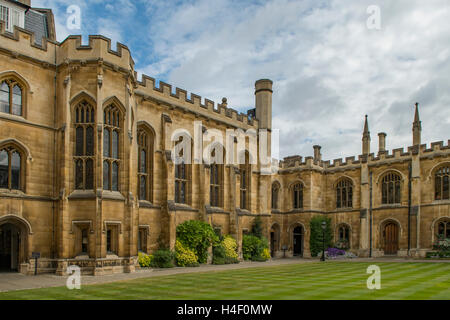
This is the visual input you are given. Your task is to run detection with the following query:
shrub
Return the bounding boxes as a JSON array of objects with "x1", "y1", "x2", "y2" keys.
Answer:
[
  {"x1": 309, "y1": 216, "x2": 333, "y2": 257},
  {"x1": 138, "y1": 252, "x2": 153, "y2": 268},
  {"x1": 212, "y1": 243, "x2": 227, "y2": 265},
  {"x1": 175, "y1": 240, "x2": 199, "y2": 267},
  {"x1": 212, "y1": 236, "x2": 240, "y2": 265},
  {"x1": 150, "y1": 249, "x2": 175, "y2": 268},
  {"x1": 223, "y1": 236, "x2": 239, "y2": 262},
  {"x1": 250, "y1": 216, "x2": 264, "y2": 239},
  {"x1": 261, "y1": 248, "x2": 271, "y2": 261},
  {"x1": 242, "y1": 234, "x2": 270, "y2": 261},
  {"x1": 176, "y1": 220, "x2": 219, "y2": 264}
]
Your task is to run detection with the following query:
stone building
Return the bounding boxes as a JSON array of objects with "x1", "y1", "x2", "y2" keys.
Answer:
[{"x1": 0, "y1": 0, "x2": 449, "y2": 275}]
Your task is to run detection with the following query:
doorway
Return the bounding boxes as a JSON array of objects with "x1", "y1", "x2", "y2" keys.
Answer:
[
  {"x1": 0, "y1": 223, "x2": 21, "y2": 271},
  {"x1": 293, "y1": 226, "x2": 303, "y2": 256},
  {"x1": 383, "y1": 222, "x2": 399, "y2": 255},
  {"x1": 270, "y1": 224, "x2": 280, "y2": 258}
]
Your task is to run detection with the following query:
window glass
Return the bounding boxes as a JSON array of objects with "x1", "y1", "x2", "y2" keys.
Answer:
[
  {"x1": 11, "y1": 151, "x2": 20, "y2": 189},
  {"x1": 0, "y1": 81, "x2": 9, "y2": 113},
  {"x1": 12, "y1": 85, "x2": 21, "y2": 116},
  {"x1": 0, "y1": 150, "x2": 8, "y2": 188},
  {"x1": 112, "y1": 162, "x2": 119, "y2": 191},
  {"x1": 103, "y1": 161, "x2": 109, "y2": 190}
]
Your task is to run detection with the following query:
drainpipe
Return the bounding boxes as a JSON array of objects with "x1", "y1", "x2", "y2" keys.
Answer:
[
  {"x1": 408, "y1": 163, "x2": 412, "y2": 256},
  {"x1": 369, "y1": 171, "x2": 373, "y2": 258}
]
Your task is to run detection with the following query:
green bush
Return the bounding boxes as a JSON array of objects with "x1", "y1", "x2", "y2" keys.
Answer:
[
  {"x1": 250, "y1": 216, "x2": 264, "y2": 239},
  {"x1": 223, "y1": 235, "x2": 239, "y2": 262},
  {"x1": 242, "y1": 234, "x2": 270, "y2": 261},
  {"x1": 150, "y1": 249, "x2": 175, "y2": 268},
  {"x1": 175, "y1": 240, "x2": 199, "y2": 267},
  {"x1": 309, "y1": 216, "x2": 333, "y2": 257},
  {"x1": 176, "y1": 220, "x2": 219, "y2": 264},
  {"x1": 138, "y1": 252, "x2": 153, "y2": 268},
  {"x1": 213, "y1": 235, "x2": 239, "y2": 265}
]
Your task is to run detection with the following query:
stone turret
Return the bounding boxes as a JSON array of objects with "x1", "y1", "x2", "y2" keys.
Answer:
[
  {"x1": 255, "y1": 79, "x2": 273, "y2": 130},
  {"x1": 413, "y1": 102, "x2": 422, "y2": 146},
  {"x1": 362, "y1": 115, "x2": 371, "y2": 155}
]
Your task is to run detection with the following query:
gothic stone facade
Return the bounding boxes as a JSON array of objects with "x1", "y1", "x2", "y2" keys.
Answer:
[{"x1": 0, "y1": 8, "x2": 449, "y2": 275}]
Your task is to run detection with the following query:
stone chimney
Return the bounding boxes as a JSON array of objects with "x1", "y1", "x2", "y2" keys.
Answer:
[
  {"x1": 378, "y1": 132, "x2": 386, "y2": 154},
  {"x1": 255, "y1": 79, "x2": 273, "y2": 130},
  {"x1": 313, "y1": 145, "x2": 322, "y2": 162}
]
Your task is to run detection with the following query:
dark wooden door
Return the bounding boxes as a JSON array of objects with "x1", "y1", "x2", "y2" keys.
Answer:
[
  {"x1": 293, "y1": 227, "x2": 303, "y2": 256},
  {"x1": 384, "y1": 223, "x2": 399, "y2": 255}
]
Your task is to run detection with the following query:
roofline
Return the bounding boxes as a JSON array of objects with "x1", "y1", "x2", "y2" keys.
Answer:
[{"x1": 3, "y1": 0, "x2": 30, "y2": 10}]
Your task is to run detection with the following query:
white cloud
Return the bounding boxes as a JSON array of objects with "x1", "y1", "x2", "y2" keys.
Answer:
[{"x1": 34, "y1": 0, "x2": 450, "y2": 161}]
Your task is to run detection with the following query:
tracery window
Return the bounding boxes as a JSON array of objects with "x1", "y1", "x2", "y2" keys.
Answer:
[
  {"x1": 435, "y1": 165, "x2": 449, "y2": 200},
  {"x1": 240, "y1": 152, "x2": 251, "y2": 210},
  {"x1": 103, "y1": 104, "x2": 121, "y2": 191},
  {"x1": 337, "y1": 224, "x2": 350, "y2": 249},
  {"x1": 175, "y1": 160, "x2": 187, "y2": 204},
  {"x1": 293, "y1": 183, "x2": 303, "y2": 209},
  {"x1": 74, "y1": 101, "x2": 95, "y2": 190},
  {"x1": 336, "y1": 179, "x2": 353, "y2": 208},
  {"x1": 381, "y1": 172, "x2": 401, "y2": 204},
  {"x1": 0, "y1": 145, "x2": 22, "y2": 190},
  {"x1": 137, "y1": 128, "x2": 153, "y2": 201},
  {"x1": 0, "y1": 79, "x2": 22, "y2": 116}
]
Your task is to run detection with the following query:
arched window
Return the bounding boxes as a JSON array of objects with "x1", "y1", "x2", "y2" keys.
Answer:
[
  {"x1": 382, "y1": 172, "x2": 401, "y2": 204},
  {"x1": 174, "y1": 135, "x2": 190, "y2": 204},
  {"x1": 0, "y1": 145, "x2": 23, "y2": 190},
  {"x1": 210, "y1": 163, "x2": 221, "y2": 207},
  {"x1": 435, "y1": 165, "x2": 449, "y2": 200},
  {"x1": 437, "y1": 220, "x2": 450, "y2": 239},
  {"x1": 240, "y1": 152, "x2": 251, "y2": 210},
  {"x1": 137, "y1": 128, "x2": 154, "y2": 202},
  {"x1": 336, "y1": 224, "x2": 350, "y2": 249},
  {"x1": 271, "y1": 182, "x2": 280, "y2": 210},
  {"x1": 209, "y1": 147, "x2": 224, "y2": 208},
  {"x1": 0, "y1": 79, "x2": 23, "y2": 116},
  {"x1": 293, "y1": 183, "x2": 303, "y2": 209},
  {"x1": 74, "y1": 101, "x2": 95, "y2": 190},
  {"x1": 175, "y1": 160, "x2": 187, "y2": 204},
  {"x1": 103, "y1": 104, "x2": 121, "y2": 191},
  {"x1": 336, "y1": 179, "x2": 353, "y2": 208}
]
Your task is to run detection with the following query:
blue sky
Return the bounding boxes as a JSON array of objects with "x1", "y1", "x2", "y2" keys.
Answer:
[{"x1": 33, "y1": 0, "x2": 450, "y2": 160}]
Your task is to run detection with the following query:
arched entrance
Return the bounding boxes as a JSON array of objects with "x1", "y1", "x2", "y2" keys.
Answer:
[
  {"x1": 292, "y1": 226, "x2": 303, "y2": 256},
  {"x1": 0, "y1": 223, "x2": 21, "y2": 271},
  {"x1": 270, "y1": 224, "x2": 280, "y2": 257},
  {"x1": 383, "y1": 222, "x2": 399, "y2": 255},
  {"x1": 0, "y1": 216, "x2": 30, "y2": 272}
]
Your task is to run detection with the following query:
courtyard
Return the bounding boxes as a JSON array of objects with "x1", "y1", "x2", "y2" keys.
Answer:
[{"x1": 0, "y1": 259, "x2": 449, "y2": 300}]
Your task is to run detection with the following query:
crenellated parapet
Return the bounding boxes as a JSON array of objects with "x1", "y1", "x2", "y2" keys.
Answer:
[
  {"x1": 0, "y1": 22, "x2": 58, "y2": 65},
  {"x1": 135, "y1": 74, "x2": 259, "y2": 129},
  {"x1": 279, "y1": 140, "x2": 450, "y2": 174},
  {"x1": 57, "y1": 35, "x2": 135, "y2": 72}
]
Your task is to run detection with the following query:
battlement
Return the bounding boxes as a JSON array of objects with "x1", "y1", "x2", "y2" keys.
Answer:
[
  {"x1": 0, "y1": 25, "x2": 259, "y2": 129},
  {"x1": 57, "y1": 35, "x2": 134, "y2": 71},
  {"x1": 0, "y1": 22, "x2": 58, "y2": 64},
  {"x1": 279, "y1": 139, "x2": 450, "y2": 172},
  {"x1": 135, "y1": 74, "x2": 259, "y2": 128}
]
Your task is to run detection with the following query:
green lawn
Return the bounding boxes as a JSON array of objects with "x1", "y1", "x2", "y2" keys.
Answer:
[{"x1": 1, "y1": 262, "x2": 449, "y2": 300}]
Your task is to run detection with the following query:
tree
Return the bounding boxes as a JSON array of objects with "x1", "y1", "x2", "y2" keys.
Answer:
[{"x1": 309, "y1": 215, "x2": 333, "y2": 257}]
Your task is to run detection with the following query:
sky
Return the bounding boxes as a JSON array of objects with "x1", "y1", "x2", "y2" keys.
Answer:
[{"x1": 33, "y1": 0, "x2": 450, "y2": 161}]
